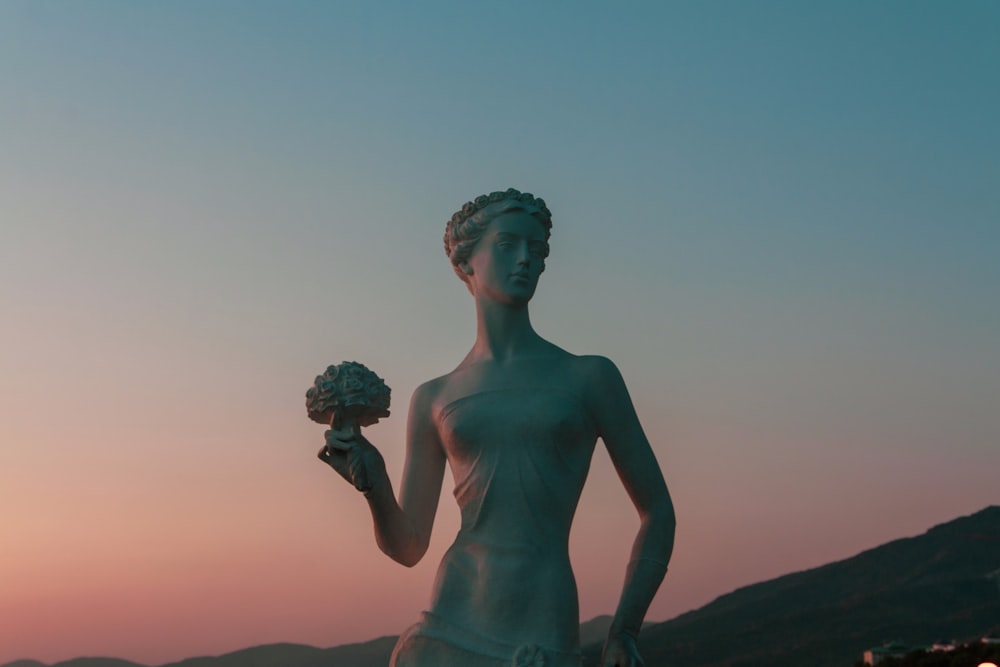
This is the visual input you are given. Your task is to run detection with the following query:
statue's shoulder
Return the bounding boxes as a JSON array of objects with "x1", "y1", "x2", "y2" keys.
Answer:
[
  {"x1": 532, "y1": 341, "x2": 606, "y2": 368},
  {"x1": 410, "y1": 373, "x2": 451, "y2": 414},
  {"x1": 502, "y1": 342, "x2": 620, "y2": 384},
  {"x1": 565, "y1": 353, "x2": 619, "y2": 378},
  {"x1": 561, "y1": 354, "x2": 628, "y2": 405}
]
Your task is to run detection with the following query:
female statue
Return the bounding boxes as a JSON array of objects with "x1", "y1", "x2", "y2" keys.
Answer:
[{"x1": 318, "y1": 189, "x2": 676, "y2": 667}]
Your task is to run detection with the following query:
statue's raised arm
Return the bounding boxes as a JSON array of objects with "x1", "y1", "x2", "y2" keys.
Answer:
[{"x1": 311, "y1": 361, "x2": 446, "y2": 567}]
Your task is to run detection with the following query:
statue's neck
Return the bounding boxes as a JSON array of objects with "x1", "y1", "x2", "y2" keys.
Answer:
[{"x1": 468, "y1": 299, "x2": 541, "y2": 363}]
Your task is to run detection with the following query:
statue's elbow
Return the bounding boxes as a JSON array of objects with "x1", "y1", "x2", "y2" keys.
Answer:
[
  {"x1": 396, "y1": 552, "x2": 422, "y2": 568},
  {"x1": 382, "y1": 537, "x2": 429, "y2": 568},
  {"x1": 662, "y1": 500, "x2": 677, "y2": 531},
  {"x1": 644, "y1": 498, "x2": 676, "y2": 539}
]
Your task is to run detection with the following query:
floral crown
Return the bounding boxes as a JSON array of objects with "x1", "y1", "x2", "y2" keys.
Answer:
[
  {"x1": 448, "y1": 188, "x2": 551, "y2": 229},
  {"x1": 444, "y1": 188, "x2": 552, "y2": 260}
]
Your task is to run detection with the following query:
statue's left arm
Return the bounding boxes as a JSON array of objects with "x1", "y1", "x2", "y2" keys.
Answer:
[{"x1": 586, "y1": 356, "x2": 676, "y2": 667}]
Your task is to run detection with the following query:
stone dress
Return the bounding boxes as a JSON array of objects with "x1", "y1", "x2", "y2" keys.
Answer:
[{"x1": 390, "y1": 386, "x2": 599, "y2": 667}]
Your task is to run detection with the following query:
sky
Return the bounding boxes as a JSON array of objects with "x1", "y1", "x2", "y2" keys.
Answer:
[{"x1": 1, "y1": 1, "x2": 998, "y2": 664}]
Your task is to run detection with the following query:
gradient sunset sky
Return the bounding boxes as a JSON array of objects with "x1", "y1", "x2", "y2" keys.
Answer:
[{"x1": 2, "y1": 2, "x2": 998, "y2": 664}]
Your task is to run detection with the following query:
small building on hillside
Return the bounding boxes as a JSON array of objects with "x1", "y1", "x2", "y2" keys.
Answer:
[{"x1": 863, "y1": 641, "x2": 920, "y2": 666}]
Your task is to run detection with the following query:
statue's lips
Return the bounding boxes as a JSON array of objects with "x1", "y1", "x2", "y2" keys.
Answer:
[{"x1": 510, "y1": 272, "x2": 531, "y2": 282}]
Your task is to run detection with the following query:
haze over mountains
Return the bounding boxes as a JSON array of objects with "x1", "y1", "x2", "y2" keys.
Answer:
[{"x1": 7, "y1": 506, "x2": 998, "y2": 667}]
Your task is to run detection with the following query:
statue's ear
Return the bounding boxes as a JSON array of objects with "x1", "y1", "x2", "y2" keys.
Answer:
[{"x1": 459, "y1": 261, "x2": 473, "y2": 275}]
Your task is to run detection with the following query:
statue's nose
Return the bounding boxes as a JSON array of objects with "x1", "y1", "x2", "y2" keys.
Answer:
[{"x1": 516, "y1": 245, "x2": 531, "y2": 266}]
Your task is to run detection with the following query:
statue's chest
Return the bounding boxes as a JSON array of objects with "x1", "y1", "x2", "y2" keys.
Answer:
[{"x1": 436, "y1": 387, "x2": 597, "y2": 474}]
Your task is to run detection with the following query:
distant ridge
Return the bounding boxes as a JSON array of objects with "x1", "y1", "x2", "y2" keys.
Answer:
[
  {"x1": 8, "y1": 507, "x2": 997, "y2": 667},
  {"x1": 158, "y1": 642, "x2": 329, "y2": 667},
  {"x1": 159, "y1": 637, "x2": 398, "y2": 667},
  {"x1": 4, "y1": 638, "x2": 400, "y2": 667},
  {"x1": 581, "y1": 506, "x2": 1000, "y2": 667},
  {"x1": 1, "y1": 620, "x2": 625, "y2": 667},
  {"x1": 1, "y1": 617, "x2": 644, "y2": 667}
]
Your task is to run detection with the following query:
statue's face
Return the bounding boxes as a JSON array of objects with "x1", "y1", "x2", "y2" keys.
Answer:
[{"x1": 463, "y1": 210, "x2": 547, "y2": 305}]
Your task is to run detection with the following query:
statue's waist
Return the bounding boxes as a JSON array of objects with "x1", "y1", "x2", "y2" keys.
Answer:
[
  {"x1": 430, "y1": 539, "x2": 579, "y2": 644},
  {"x1": 451, "y1": 526, "x2": 572, "y2": 556}
]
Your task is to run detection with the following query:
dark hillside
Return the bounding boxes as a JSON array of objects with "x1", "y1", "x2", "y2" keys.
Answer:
[{"x1": 582, "y1": 506, "x2": 1000, "y2": 667}]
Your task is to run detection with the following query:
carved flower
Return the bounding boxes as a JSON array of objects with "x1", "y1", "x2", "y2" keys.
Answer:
[
  {"x1": 305, "y1": 361, "x2": 391, "y2": 427},
  {"x1": 512, "y1": 644, "x2": 546, "y2": 667}
]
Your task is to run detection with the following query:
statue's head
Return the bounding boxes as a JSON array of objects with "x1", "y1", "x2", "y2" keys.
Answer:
[{"x1": 444, "y1": 189, "x2": 553, "y2": 290}]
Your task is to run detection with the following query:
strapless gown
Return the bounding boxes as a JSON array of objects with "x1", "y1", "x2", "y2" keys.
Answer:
[{"x1": 390, "y1": 387, "x2": 598, "y2": 667}]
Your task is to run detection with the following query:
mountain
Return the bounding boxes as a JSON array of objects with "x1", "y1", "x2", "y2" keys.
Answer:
[
  {"x1": 157, "y1": 641, "x2": 340, "y2": 667},
  {"x1": 4, "y1": 622, "x2": 601, "y2": 667},
  {"x1": 159, "y1": 637, "x2": 398, "y2": 667},
  {"x1": 4, "y1": 638, "x2": 400, "y2": 667},
  {"x1": 580, "y1": 506, "x2": 1000, "y2": 667},
  {"x1": 577, "y1": 614, "x2": 654, "y2": 647},
  {"x1": 578, "y1": 615, "x2": 616, "y2": 647}
]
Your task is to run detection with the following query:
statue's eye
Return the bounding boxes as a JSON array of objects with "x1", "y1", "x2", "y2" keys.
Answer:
[{"x1": 528, "y1": 242, "x2": 546, "y2": 258}]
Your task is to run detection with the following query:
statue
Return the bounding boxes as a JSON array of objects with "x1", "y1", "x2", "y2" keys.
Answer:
[{"x1": 313, "y1": 189, "x2": 676, "y2": 667}]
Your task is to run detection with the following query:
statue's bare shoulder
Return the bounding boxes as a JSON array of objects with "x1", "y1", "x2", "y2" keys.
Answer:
[
  {"x1": 564, "y1": 351, "x2": 621, "y2": 389},
  {"x1": 409, "y1": 374, "x2": 450, "y2": 428},
  {"x1": 563, "y1": 354, "x2": 637, "y2": 440}
]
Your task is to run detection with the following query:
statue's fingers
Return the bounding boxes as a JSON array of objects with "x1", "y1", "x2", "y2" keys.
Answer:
[
  {"x1": 317, "y1": 445, "x2": 343, "y2": 466},
  {"x1": 330, "y1": 425, "x2": 357, "y2": 439},
  {"x1": 318, "y1": 444, "x2": 348, "y2": 467},
  {"x1": 325, "y1": 429, "x2": 356, "y2": 452}
]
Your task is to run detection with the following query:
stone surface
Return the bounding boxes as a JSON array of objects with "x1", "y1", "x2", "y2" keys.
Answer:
[{"x1": 315, "y1": 190, "x2": 676, "y2": 667}]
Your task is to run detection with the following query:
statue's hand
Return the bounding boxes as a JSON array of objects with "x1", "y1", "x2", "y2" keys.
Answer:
[
  {"x1": 317, "y1": 429, "x2": 386, "y2": 495},
  {"x1": 601, "y1": 632, "x2": 644, "y2": 667}
]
